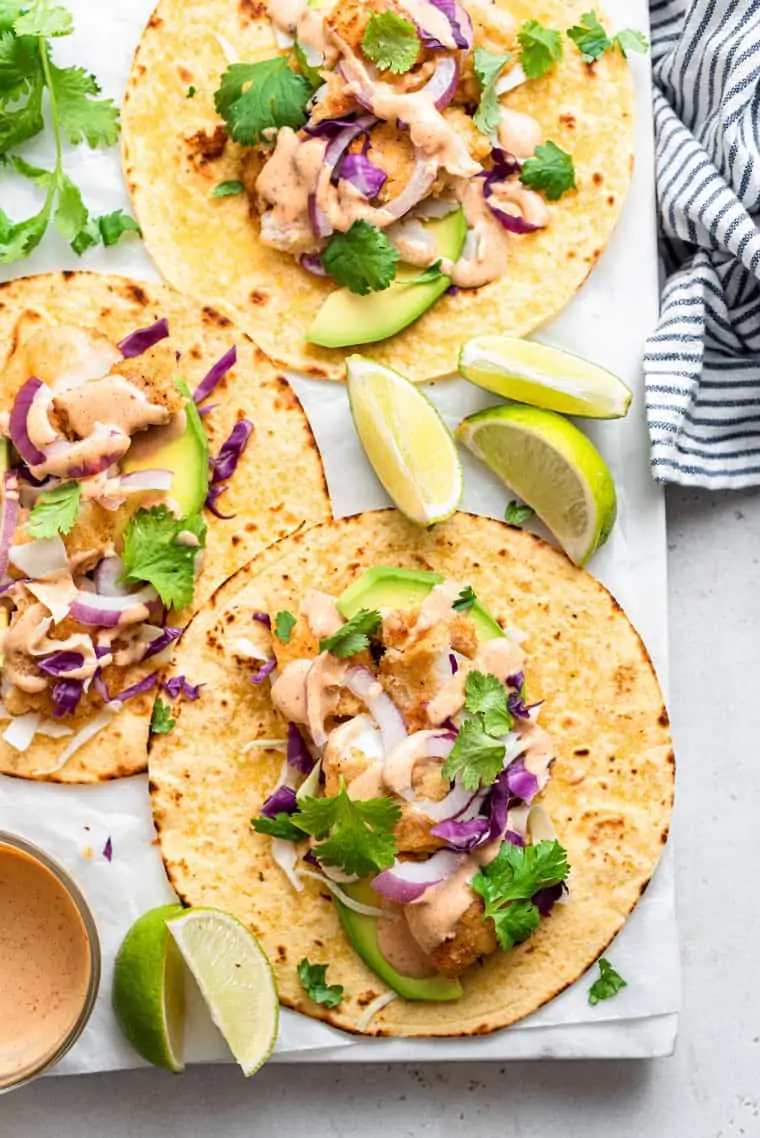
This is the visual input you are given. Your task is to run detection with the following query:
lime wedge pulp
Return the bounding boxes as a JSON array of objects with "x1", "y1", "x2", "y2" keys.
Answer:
[
  {"x1": 347, "y1": 354, "x2": 463, "y2": 527},
  {"x1": 112, "y1": 903, "x2": 186, "y2": 1072},
  {"x1": 457, "y1": 404, "x2": 617, "y2": 565},
  {"x1": 459, "y1": 336, "x2": 632, "y2": 419},
  {"x1": 168, "y1": 908, "x2": 279, "y2": 1076}
]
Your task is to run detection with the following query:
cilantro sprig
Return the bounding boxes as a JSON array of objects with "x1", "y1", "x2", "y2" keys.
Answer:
[
  {"x1": 567, "y1": 12, "x2": 649, "y2": 63},
  {"x1": 362, "y1": 11, "x2": 420, "y2": 75},
  {"x1": 151, "y1": 698, "x2": 175, "y2": 735},
  {"x1": 464, "y1": 670, "x2": 513, "y2": 737},
  {"x1": 214, "y1": 57, "x2": 315, "y2": 146},
  {"x1": 452, "y1": 585, "x2": 477, "y2": 612},
  {"x1": 505, "y1": 501, "x2": 535, "y2": 527},
  {"x1": 473, "y1": 48, "x2": 510, "y2": 136},
  {"x1": 588, "y1": 957, "x2": 627, "y2": 1004},
  {"x1": 274, "y1": 610, "x2": 296, "y2": 644},
  {"x1": 517, "y1": 19, "x2": 563, "y2": 79},
  {"x1": 520, "y1": 141, "x2": 576, "y2": 201},
  {"x1": 297, "y1": 958, "x2": 344, "y2": 1009},
  {"x1": 212, "y1": 179, "x2": 244, "y2": 198},
  {"x1": 472, "y1": 839, "x2": 570, "y2": 950},
  {"x1": 0, "y1": 0, "x2": 140, "y2": 263},
  {"x1": 442, "y1": 715, "x2": 506, "y2": 791},
  {"x1": 322, "y1": 221, "x2": 399, "y2": 295},
  {"x1": 121, "y1": 505, "x2": 207, "y2": 610},
  {"x1": 319, "y1": 608, "x2": 381, "y2": 658},
  {"x1": 27, "y1": 479, "x2": 81, "y2": 538}
]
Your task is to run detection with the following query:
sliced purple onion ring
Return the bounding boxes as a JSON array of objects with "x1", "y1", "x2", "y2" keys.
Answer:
[
  {"x1": 383, "y1": 730, "x2": 455, "y2": 800},
  {"x1": 9, "y1": 378, "x2": 49, "y2": 466},
  {"x1": 0, "y1": 472, "x2": 19, "y2": 580},
  {"x1": 118, "y1": 318, "x2": 170, "y2": 359},
  {"x1": 372, "y1": 849, "x2": 463, "y2": 904},
  {"x1": 69, "y1": 583, "x2": 158, "y2": 628}
]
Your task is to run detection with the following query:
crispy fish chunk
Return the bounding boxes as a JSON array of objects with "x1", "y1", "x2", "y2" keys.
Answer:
[{"x1": 428, "y1": 897, "x2": 498, "y2": 977}]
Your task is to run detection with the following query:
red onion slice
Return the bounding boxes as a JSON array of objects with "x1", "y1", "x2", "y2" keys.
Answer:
[
  {"x1": 344, "y1": 665, "x2": 407, "y2": 753},
  {"x1": 422, "y1": 54, "x2": 459, "y2": 110},
  {"x1": 69, "y1": 584, "x2": 158, "y2": 627},
  {"x1": 31, "y1": 426, "x2": 131, "y2": 480},
  {"x1": 9, "y1": 535, "x2": 68, "y2": 578},
  {"x1": 372, "y1": 849, "x2": 462, "y2": 903},
  {"x1": 308, "y1": 192, "x2": 333, "y2": 238},
  {"x1": 9, "y1": 378, "x2": 48, "y2": 466},
  {"x1": 0, "y1": 472, "x2": 19, "y2": 581},
  {"x1": 94, "y1": 555, "x2": 130, "y2": 597},
  {"x1": 383, "y1": 155, "x2": 439, "y2": 222},
  {"x1": 117, "y1": 469, "x2": 173, "y2": 494},
  {"x1": 383, "y1": 730, "x2": 456, "y2": 800}
]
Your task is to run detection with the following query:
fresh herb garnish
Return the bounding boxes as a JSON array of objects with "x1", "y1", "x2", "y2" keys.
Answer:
[
  {"x1": 293, "y1": 40, "x2": 322, "y2": 87},
  {"x1": 319, "y1": 608, "x2": 382, "y2": 658},
  {"x1": 0, "y1": 0, "x2": 138, "y2": 263},
  {"x1": 27, "y1": 479, "x2": 81, "y2": 538},
  {"x1": 295, "y1": 782, "x2": 400, "y2": 877},
  {"x1": 214, "y1": 57, "x2": 315, "y2": 146},
  {"x1": 472, "y1": 839, "x2": 570, "y2": 950},
  {"x1": 151, "y1": 698, "x2": 175, "y2": 735},
  {"x1": 472, "y1": 48, "x2": 510, "y2": 135},
  {"x1": 252, "y1": 812, "x2": 307, "y2": 841},
  {"x1": 452, "y1": 585, "x2": 477, "y2": 612},
  {"x1": 588, "y1": 957, "x2": 627, "y2": 1004},
  {"x1": 441, "y1": 714, "x2": 506, "y2": 791},
  {"x1": 517, "y1": 19, "x2": 563, "y2": 79},
  {"x1": 212, "y1": 179, "x2": 244, "y2": 197},
  {"x1": 361, "y1": 11, "x2": 420, "y2": 75},
  {"x1": 122, "y1": 505, "x2": 207, "y2": 610},
  {"x1": 297, "y1": 958, "x2": 344, "y2": 1009},
  {"x1": 274, "y1": 609, "x2": 296, "y2": 644},
  {"x1": 186, "y1": 84, "x2": 196, "y2": 98},
  {"x1": 567, "y1": 12, "x2": 648, "y2": 62},
  {"x1": 322, "y1": 221, "x2": 399, "y2": 295},
  {"x1": 505, "y1": 500, "x2": 535, "y2": 527},
  {"x1": 464, "y1": 670, "x2": 513, "y2": 737},
  {"x1": 519, "y1": 140, "x2": 576, "y2": 201},
  {"x1": 403, "y1": 260, "x2": 446, "y2": 286}
]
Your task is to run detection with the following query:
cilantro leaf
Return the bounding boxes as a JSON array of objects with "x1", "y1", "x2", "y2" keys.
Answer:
[
  {"x1": 297, "y1": 958, "x2": 344, "y2": 1009},
  {"x1": 319, "y1": 608, "x2": 381, "y2": 658},
  {"x1": 251, "y1": 812, "x2": 308, "y2": 841},
  {"x1": 452, "y1": 585, "x2": 476, "y2": 612},
  {"x1": 517, "y1": 19, "x2": 563, "y2": 79},
  {"x1": 362, "y1": 11, "x2": 420, "y2": 75},
  {"x1": 322, "y1": 221, "x2": 399, "y2": 295},
  {"x1": 0, "y1": 25, "x2": 41, "y2": 102},
  {"x1": 464, "y1": 670, "x2": 512, "y2": 737},
  {"x1": 14, "y1": 0, "x2": 72, "y2": 38},
  {"x1": 472, "y1": 839, "x2": 570, "y2": 950},
  {"x1": 212, "y1": 179, "x2": 244, "y2": 197},
  {"x1": 442, "y1": 715, "x2": 506, "y2": 791},
  {"x1": 96, "y1": 209, "x2": 141, "y2": 247},
  {"x1": 293, "y1": 40, "x2": 322, "y2": 88},
  {"x1": 151, "y1": 699, "x2": 175, "y2": 735},
  {"x1": 613, "y1": 28, "x2": 648, "y2": 58},
  {"x1": 274, "y1": 610, "x2": 296, "y2": 644},
  {"x1": 122, "y1": 505, "x2": 207, "y2": 610},
  {"x1": 296, "y1": 783, "x2": 400, "y2": 877},
  {"x1": 214, "y1": 57, "x2": 314, "y2": 146},
  {"x1": 566, "y1": 11, "x2": 610, "y2": 62},
  {"x1": 473, "y1": 47, "x2": 510, "y2": 135},
  {"x1": 27, "y1": 480, "x2": 81, "y2": 538},
  {"x1": 505, "y1": 500, "x2": 535, "y2": 527},
  {"x1": 186, "y1": 84, "x2": 196, "y2": 98},
  {"x1": 0, "y1": 58, "x2": 44, "y2": 151},
  {"x1": 519, "y1": 140, "x2": 576, "y2": 201},
  {"x1": 53, "y1": 173, "x2": 87, "y2": 239},
  {"x1": 0, "y1": 200, "x2": 50, "y2": 263},
  {"x1": 404, "y1": 260, "x2": 446, "y2": 286},
  {"x1": 47, "y1": 62, "x2": 120, "y2": 147},
  {"x1": 588, "y1": 957, "x2": 627, "y2": 1005}
]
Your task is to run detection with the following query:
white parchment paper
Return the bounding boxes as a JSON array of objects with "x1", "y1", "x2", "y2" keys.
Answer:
[{"x1": 0, "y1": 0, "x2": 679, "y2": 1066}]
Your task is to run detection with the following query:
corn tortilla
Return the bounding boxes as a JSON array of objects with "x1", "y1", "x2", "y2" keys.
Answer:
[{"x1": 149, "y1": 510, "x2": 673, "y2": 1037}]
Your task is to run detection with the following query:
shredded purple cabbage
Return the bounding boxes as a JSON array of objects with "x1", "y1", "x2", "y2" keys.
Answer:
[
  {"x1": 482, "y1": 151, "x2": 540, "y2": 235},
  {"x1": 38, "y1": 651, "x2": 85, "y2": 676},
  {"x1": 253, "y1": 611, "x2": 271, "y2": 629},
  {"x1": 533, "y1": 882, "x2": 564, "y2": 916},
  {"x1": 193, "y1": 346, "x2": 237, "y2": 405},
  {"x1": 161, "y1": 675, "x2": 203, "y2": 701},
  {"x1": 205, "y1": 482, "x2": 233, "y2": 520},
  {"x1": 142, "y1": 626, "x2": 183, "y2": 661},
  {"x1": 98, "y1": 670, "x2": 159, "y2": 703},
  {"x1": 51, "y1": 678, "x2": 83, "y2": 718},
  {"x1": 287, "y1": 722, "x2": 314, "y2": 774},
  {"x1": 507, "y1": 671, "x2": 525, "y2": 691},
  {"x1": 250, "y1": 656, "x2": 276, "y2": 684},
  {"x1": 118, "y1": 318, "x2": 170, "y2": 359},
  {"x1": 260, "y1": 785, "x2": 298, "y2": 818},
  {"x1": 300, "y1": 252, "x2": 328, "y2": 277},
  {"x1": 103, "y1": 836, "x2": 113, "y2": 862},
  {"x1": 449, "y1": 652, "x2": 459, "y2": 675},
  {"x1": 505, "y1": 756, "x2": 540, "y2": 803},
  {"x1": 205, "y1": 419, "x2": 254, "y2": 519},
  {"x1": 504, "y1": 829, "x2": 526, "y2": 847},
  {"x1": 340, "y1": 153, "x2": 387, "y2": 199},
  {"x1": 418, "y1": 0, "x2": 473, "y2": 49},
  {"x1": 431, "y1": 769, "x2": 511, "y2": 851}
]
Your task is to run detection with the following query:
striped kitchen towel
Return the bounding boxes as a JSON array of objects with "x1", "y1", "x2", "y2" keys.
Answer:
[{"x1": 645, "y1": 0, "x2": 760, "y2": 488}]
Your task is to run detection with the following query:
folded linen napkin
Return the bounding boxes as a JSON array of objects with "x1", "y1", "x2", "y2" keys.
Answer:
[{"x1": 645, "y1": 0, "x2": 760, "y2": 488}]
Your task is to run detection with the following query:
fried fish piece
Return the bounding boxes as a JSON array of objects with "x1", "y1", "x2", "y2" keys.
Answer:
[{"x1": 428, "y1": 898, "x2": 498, "y2": 977}]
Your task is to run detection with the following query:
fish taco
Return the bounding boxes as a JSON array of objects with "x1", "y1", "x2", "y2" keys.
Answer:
[
  {"x1": 149, "y1": 510, "x2": 673, "y2": 1037},
  {"x1": 122, "y1": 0, "x2": 637, "y2": 380},
  {"x1": 0, "y1": 272, "x2": 329, "y2": 783}
]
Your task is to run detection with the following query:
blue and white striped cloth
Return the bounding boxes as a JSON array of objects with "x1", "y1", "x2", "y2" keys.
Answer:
[{"x1": 645, "y1": 0, "x2": 760, "y2": 487}]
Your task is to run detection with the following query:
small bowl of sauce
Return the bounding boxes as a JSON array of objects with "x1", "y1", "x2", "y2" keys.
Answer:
[{"x1": 0, "y1": 832, "x2": 100, "y2": 1092}]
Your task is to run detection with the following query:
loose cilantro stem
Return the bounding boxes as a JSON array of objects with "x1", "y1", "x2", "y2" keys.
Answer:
[{"x1": 37, "y1": 38, "x2": 60, "y2": 219}]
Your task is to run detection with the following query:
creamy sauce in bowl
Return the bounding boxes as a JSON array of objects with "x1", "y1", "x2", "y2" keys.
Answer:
[{"x1": 0, "y1": 835, "x2": 100, "y2": 1092}]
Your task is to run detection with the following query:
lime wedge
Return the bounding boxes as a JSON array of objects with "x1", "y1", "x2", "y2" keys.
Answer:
[
  {"x1": 347, "y1": 354, "x2": 463, "y2": 526},
  {"x1": 112, "y1": 903, "x2": 186, "y2": 1072},
  {"x1": 168, "y1": 908, "x2": 279, "y2": 1076},
  {"x1": 457, "y1": 404, "x2": 617, "y2": 565},
  {"x1": 459, "y1": 336, "x2": 632, "y2": 419}
]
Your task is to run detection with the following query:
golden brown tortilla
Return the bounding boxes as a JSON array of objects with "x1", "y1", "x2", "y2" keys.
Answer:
[
  {"x1": 149, "y1": 510, "x2": 673, "y2": 1037},
  {"x1": 122, "y1": 0, "x2": 635, "y2": 381},
  {"x1": 0, "y1": 272, "x2": 330, "y2": 782}
]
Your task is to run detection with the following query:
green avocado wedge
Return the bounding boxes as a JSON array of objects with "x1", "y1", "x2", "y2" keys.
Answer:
[
  {"x1": 337, "y1": 565, "x2": 504, "y2": 644},
  {"x1": 307, "y1": 209, "x2": 467, "y2": 349},
  {"x1": 335, "y1": 883, "x2": 463, "y2": 1002},
  {"x1": 120, "y1": 378, "x2": 209, "y2": 516}
]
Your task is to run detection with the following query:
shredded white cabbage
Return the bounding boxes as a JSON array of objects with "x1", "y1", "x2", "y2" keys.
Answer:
[
  {"x1": 3, "y1": 712, "x2": 41, "y2": 752},
  {"x1": 214, "y1": 33, "x2": 239, "y2": 63},
  {"x1": 240, "y1": 738, "x2": 288, "y2": 754},
  {"x1": 272, "y1": 838, "x2": 304, "y2": 892},
  {"x1": 31, "y1": 705, "x2": 119, "y2": 776},
  {"x1": 356, "y1": 991, "x2": 398, "y2": 1032},
  {"x1": 299, "y1": 869, "x2": 396, "y2": 919}
]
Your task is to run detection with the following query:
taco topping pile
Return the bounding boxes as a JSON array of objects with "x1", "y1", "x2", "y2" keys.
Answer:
[
  {"x1": 0, "y1": 320, "x2": 250, "y2": 773},
  {"x1": 251, "y1": 574, "x2": 569, "y2": 988}
]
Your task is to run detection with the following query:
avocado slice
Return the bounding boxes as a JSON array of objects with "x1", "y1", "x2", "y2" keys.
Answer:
[
  {"x1": 337, "y1": 566, "x2": 504, "y2": 644},
  {"x1": 120, "y1": 378, "x2": 209, "y2": 516},
  {"x1": 335, "y1": 882, "x2": 463, "y2": 1001},
  {"x1": 307, "y1": 208, "x2": 467, "y2": 350}
]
